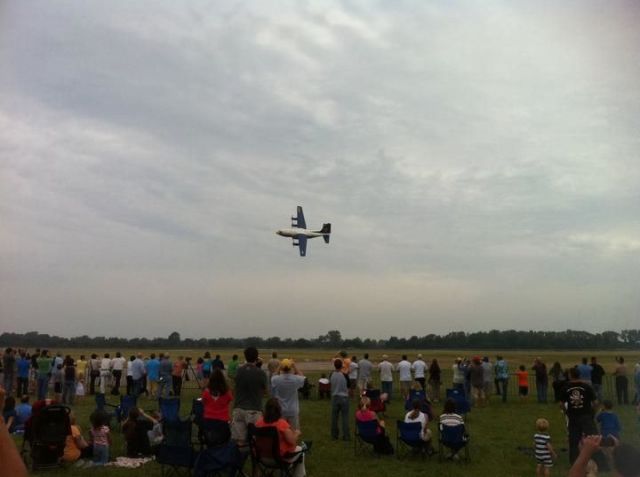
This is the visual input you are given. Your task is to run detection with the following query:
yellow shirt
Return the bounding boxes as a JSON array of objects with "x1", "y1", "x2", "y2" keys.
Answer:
[
  {"x1": 63, "y1": 425, "x2": 82, "y2": 462},
  {"x1": 76, "y1": 360, "x2": 87, "y2": 379}
]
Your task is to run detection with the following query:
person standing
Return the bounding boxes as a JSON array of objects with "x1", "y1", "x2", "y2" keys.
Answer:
[
  {"x1": 231, "y1": 346, "x2": 267, "y2": 449},
  {"x1": 88, "y1": 354, "x2": 100, "y2": 395},
  {"x1": 227, "y1": 354, "x2": 240, "y2": 382},
  {"x1": 614, "y1": 357, "x2": 629, "y2": 405},
  {"x1": 481, "y1": 357, "x2": 493, "y2": 402},
  {"x1": 172, "y1": 356, "x2": 186, "y2": 397},
  {"x1": 411, "y1": 354, "x2": 427, "y2": 391},
  {"x1": 35, "y1": 351, "x2": 52, "y2": 400},
  {"x1": 62, "y1": 355, "x2": 76, "y2": 405},
  {"x1": 378, "y1": 355, "x2": 394, "y2": 403},
  {"x1": 130, "y1": 353, "x2": 146, "y2": 397},
  {"x1": 428, "y1": 359, "x2": 442, "y2": 403},
  {"x1": 452, "y1": 358, "x2": 465, "y2": 393},
  {"x1": 357, "y1": 354, "x2": 373, "y2": 394},
  {"x1": 99, "y1": 353, "x2": 112, "y2": 394},
  {"x1": 266, "y1": 352, "x2": 280, "y2": 394},
  {"x1": 590, "y1": 357, "x2": 605, "y2": 403},
  {"x1": 532, "y1": 358, "x2": 548, "y2": 404},
  {"x1": 549, "y1": 362, "x2": 567, "y2": 403},
  {"x1": 469, "y1": 357, "x2": 485, "y2": 407},
  {"x1": 158, "y1": 353, "x2": 173, "y2": 398},
  {"x1": 16, "y1": 352, "x2": 30, "y2": 397},
  {"x1": 145, "y1": 354, "x2": 160, "y2": 399},
  {"x1": 330, "y1": 358, "x2": 349, "y2": 441},
  {"x1": 2, "y1": 349, "x2": 16, "y2": 397},
  {"x1": 110, "y1": 352, "x2": 126, "y2": 395},
  {"x1": 271, "y1": 359, "x2": 306, "y2": 430},
  {"x1": 577, "y1": 358, "x2": 592, "y2": 384},
  {"x1": 75, "y1": 355, "x2": 87, "y2": 386},
  {"x1": 397, "y1": 355, "x2": 412, "y2": 401},
  {"x1": 494, "y1": 356, "x2": 509, "y2": 403},
  {"x1": 561, "y1": 367, "x2": 598, "y2": 464},
  {"x1": 348, "y1": 357, "x2": 359, "y2": 399}
]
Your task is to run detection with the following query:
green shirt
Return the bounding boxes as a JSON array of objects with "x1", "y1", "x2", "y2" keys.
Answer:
[
  {"x1": 36, "y1": 357, "x2": 52, "y2": 378},
  {"x1": 227, "y1": 359, "x2": 239, "y2": 378}
]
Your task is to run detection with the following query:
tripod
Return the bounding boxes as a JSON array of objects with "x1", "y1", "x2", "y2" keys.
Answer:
[{"x1": 182, "y1": 360, "x2": 204, "y2": 392}]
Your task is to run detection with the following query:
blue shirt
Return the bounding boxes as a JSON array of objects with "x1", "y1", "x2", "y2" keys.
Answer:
[
  {"x1": 15, "y1": 403, "x2": 32, "y2": 425},
  {"x1": 131, "y1": 358, "x2": 146, "y2": 380},
  {"x1": 17, "y1": 358, "x2": 30, "y2": 378},
  {"x1": 597, "y1": 411, "x2": 621, "y2": 438},
  {"x1": 145, "y1": 359, "x2": 160, "y2": 380},
  {"x1": 577, "y1": 364, "x2": 592, "y2": 382}
]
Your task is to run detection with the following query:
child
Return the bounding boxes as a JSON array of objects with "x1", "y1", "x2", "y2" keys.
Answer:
[
  {"x1": 75, "y1": 377, "x2": 85, "y2": 403},
  {"x1": 516, "y1": 365, "x2": 529, "y2": 400},
  {"x1": 318, "y1": 374, "x2": 330, "y2": 399},
  {"x1": 534, "y1": 418, "x2": 557, "y2": 477},
  {"x1": 89, "y1": 410, "x2": 111, "y2": 465},
  {"x1": 597, "y1": 400, "x2": 621, "y2": 439}
]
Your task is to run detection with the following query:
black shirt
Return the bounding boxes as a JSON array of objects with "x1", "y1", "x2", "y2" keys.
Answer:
[
  {"x1": 590, "y1": 364, "x2": 605, "y2": 385},
  {"x1": 561, "y1": 381, "x2": 596, "y2": 417}
]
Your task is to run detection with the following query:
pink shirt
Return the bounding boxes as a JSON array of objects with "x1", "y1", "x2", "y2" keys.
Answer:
[{"x1": 91, "y1": 425, "x2": 110, "y2": 446}]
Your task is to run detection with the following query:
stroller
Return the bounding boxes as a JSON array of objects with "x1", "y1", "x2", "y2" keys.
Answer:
[{"x1": 22, "y1": 404, "x2": 71, "y2": 471}]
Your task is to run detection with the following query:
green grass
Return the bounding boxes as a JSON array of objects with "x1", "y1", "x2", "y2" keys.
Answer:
[{"x1": 19, "y1": 370, "x2": 640, "y2": 477}]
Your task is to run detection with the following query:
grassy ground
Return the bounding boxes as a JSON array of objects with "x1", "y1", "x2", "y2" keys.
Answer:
[{"x1": 15, "y1": 349, "x2": 640, "y2": 476}]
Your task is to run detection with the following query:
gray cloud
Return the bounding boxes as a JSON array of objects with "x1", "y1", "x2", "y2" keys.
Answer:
[{"x1": 1, "y1": 0, "x2": 639, "y2": 338}]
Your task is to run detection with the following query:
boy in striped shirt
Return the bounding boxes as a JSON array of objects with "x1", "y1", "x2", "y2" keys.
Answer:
[{"x1": 534, "y1": 418, "x2": 557, "y2": 477}]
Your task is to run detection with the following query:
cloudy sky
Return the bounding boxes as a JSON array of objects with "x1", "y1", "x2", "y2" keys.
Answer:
[{"x1": 1, "y1": 1, "x2": 639, "y2": 340}]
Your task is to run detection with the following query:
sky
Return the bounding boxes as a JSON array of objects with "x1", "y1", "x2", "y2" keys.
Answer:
[{"x1": 1, "y1": 1, "x2": 639, "y2": 340}]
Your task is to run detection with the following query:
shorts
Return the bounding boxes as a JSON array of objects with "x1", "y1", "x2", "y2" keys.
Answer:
[
  {"x1": 400, "y1": 381, "x2": 411, "y2": 395},
  {"x1": 231, "y1": 408, "x2": 263, "y2": 443},
  {"x1": 518, "y1": 386, "x2": 528, "y2": 396},
  {"x1": 471, "y1": 385, "x2": 485, "y2": 400},
  {"x1": 349, "y1": 379, "x2": 357, "y2": 390},
  {"x1": 536, "y1": 457, "x2": 553, "y2": 468}
]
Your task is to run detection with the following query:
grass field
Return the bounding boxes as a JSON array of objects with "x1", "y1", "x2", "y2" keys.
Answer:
[{"x1": 15, "y1": 348, "x2": 640, "y2": 476}]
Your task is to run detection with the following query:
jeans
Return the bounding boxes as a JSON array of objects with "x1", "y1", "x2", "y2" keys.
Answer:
[
  {"x1": 496, "y1": 378, "x2": 508, "y2": 402},
  {"x1": 568, "y1": 415, "x2": 597, "y2": 464},
  {"x1": 17, "y1": 377, "x2": 29, "y2": 396},
  {"x1": 381, "y1": 381, "x2": 393, "y2": 402},
  {"x1": 62, "y1": 380, "x2": 76, "y2": 405},
  {"x1": 615, "y1": 376, "x2": 628, "y2": 404},
  {"x1": 111, "y1": 370, "x2": 122, "y2": 394},
  {"x1": 3, "y1": 373, "x2": 14, "y2": 396},
  {"x1": 592, "y1": 383, "x2": 603, "y2": 402},
  {"x1": 331, "y1": 395, "x2": 350, "y2": 440},
  {"x1": 37, "y1": 376, "x2": 50, "y2": 400},
  {"x1": 93, "y1": 444, "x2": 109, "y2": 465},
  {"x1": 133, "y1": 378, "x2": 143, "y2": 397},
  {"x1": 536, "y1": 380, "x2": 548, "y2": 403},
  {"x1": 159, "y1": 376, "x2": 172, "y2": 398}
]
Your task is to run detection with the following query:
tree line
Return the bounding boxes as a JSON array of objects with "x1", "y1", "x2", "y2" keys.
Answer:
[{"x1": 1, "y1": 329, "x2": 639, "y2": 350}]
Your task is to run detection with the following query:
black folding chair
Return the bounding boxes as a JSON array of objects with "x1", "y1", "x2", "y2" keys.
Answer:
[{"x1": 247, "y1": 423, "x2": 304, "y2": 477}]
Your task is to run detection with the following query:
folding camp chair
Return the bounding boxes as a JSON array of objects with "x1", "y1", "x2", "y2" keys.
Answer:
[
  {"x1": 354, "y1": 419, "x2": 379, "y2": 456},
  {"x1": 445, "y1": 388, "x2": 471, "y2": 415},
  {"x1": 22, "y1": 404, "x2": 71, "y2": 471},
  {"x1": 247, "y1": 423, "x2": 304, "y2": 477},
  {"x1": 156, "y1": 418, "x2": 196, "y2": 477},
  {"x1": 159, "y1": 396, "x2": 181, "y2": 423},
  {"x1": 396, "y1": 421, "x2": 428, "y2": 459},
  {"x1": 364, "y1": 389, "x2": 386, "y2": 415},
  {"x1": 116, "y1": 394, "x2": 138, "y2": 427},
  {"x1": 438, "y1": 423, "x2": 470, "y2": 462},
  {"x1": 193, "y1": 441, "x2": 250, "y2": 477}
]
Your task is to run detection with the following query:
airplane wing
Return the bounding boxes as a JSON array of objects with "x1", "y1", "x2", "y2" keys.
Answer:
[
  {"x1": 297, "y1": 235, "x2": 307, "y2": 257},
  {"x1": 295, "y1": 206, "x2": 307, "y2": 229}
]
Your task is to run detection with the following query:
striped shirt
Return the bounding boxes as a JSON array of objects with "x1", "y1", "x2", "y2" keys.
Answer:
[
  {"x1": 439, "y1": 413, "x2": 464, "y2": 427},
  {"x1": 534, "y1": 433, "x2": 552, "y2": 463}
]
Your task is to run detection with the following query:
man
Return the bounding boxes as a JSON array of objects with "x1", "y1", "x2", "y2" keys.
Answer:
[
  {"x1": 469, "y1": 357, "x2": 485, "y2": 406},
  {"x1": 481, "y1": 357, "x2": 493, "y2": 401},
  {"x1": 266, "y1": 352, "x2": 280, "y2": 393},
  {"x1": 271, "y1": 358, "x2": 305, "y2": 430},
  {"x1": 227, "y1": 354, "x2": 239, "y2": 381},
  {"x1": 494, "y1": 356, "x2": 509, "y2": 403},
  {"x1": 330, "y1": 358, "x2": 349, "y2": 441},
  {"x1": 577, "y1": 357, "x2": 592, "y2": 383},
  {"x1": 211, "y1": 354, "x2": 225, "y2": 371},
  {"x1": 110, "y1": 352, "x2": 126, "y2": 395},
  {"x1": 378, "y1": 355, "x2": 394, "y2": 402},
  {"x1": 2, "y1": 348, "x2": 16, "y2": 396},
  {"x1": 232, "y1": 346, "x2": 267, "y2": 448},
  {"x1": 590, "y1": 356, "x2": 605, "y2": 402},
  {"x1": 348, "y1": 356, "x2": 359, "y2": 398},
  {"x1": 452, "y1": 358, "x2": 465, "y2": 393},
  {"x1": 35, "y1": 350, "x2": 52, "y2": 400},
  {"x1": 145, "y1": 353, "x2": 160, "y2": 399},
  {"x1": 532, "y1": 357, "x2": 548, "y2": 404},
  {"x1": 561, "y1": 366, "x2": 598, "y2": 464},
  {"x1": 411, "y1": 354, "x2": 427, "y2": 391},
  {"x1": 357, "y1": 353, "x2": 373, "y2": 393},
  {"x1": 130, "y1": 353, "x2": 146, "y2": 397},
  {"x1": 172, "y1": 356, "x2": 186, "y2": 396},
  {"x1": 99, "y1": 353, "x2": 111, "y2": 394},
  {"x1": 16, "y1": 352, "x2": 30, "y2": 397},
  {"x1": 158, "y1": 353, "x2": 173, "y2": 398},
  {"x1": 397, "y1": 355, "x2": 412, "y2": 400}
]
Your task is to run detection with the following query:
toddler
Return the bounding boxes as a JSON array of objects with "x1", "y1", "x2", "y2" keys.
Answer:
[
  {"x1": 89, "y1": 411, "x2": 111, "y2": 465},
  {"x1": 597, "y1": 400, "x2": 621, "y2": 439},
  {"x1": 517, "y1": 365, "x2": 529, "y2": 400},
  {"x1": 534, "y1": 418, "x2": 557, "y2": 477}
]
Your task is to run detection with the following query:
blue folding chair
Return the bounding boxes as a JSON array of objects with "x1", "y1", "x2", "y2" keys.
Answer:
[
  {"x1": 396, "y1": 421, "x2": 427, "y2": 459},
  {"x1": 156, "y1": 418, "x2": 196, "y2": 476},
  {"x1": 116, "y1": 394, "x2": 138, "y2": 424},
  {"x1": 354, "y1": 419, "x2": 379, "y2": 456},
  {"x1": 193, "y1": 442, "x2": 249, "y2": 477},
  {"x1": 159, "y1": 397, "x2": 181, "y2": 423},
  {"x1": 94, "y1": 393, "x2": 117, "y2": 425},
  {"x1": 445, "y1": 388, "x2": 470, "y2": 415},
  {"x1": 438, "y1": 423, "x2": 469, "y2": 462}
]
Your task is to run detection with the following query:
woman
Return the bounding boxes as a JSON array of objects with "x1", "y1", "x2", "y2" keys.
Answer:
[
  {"x1": 201, "y1": 368, "x2": 233, "y2": 445},
  {"x1": 122, "y1": 407, "x2": 158, "y2": 457},
  {"x1": 404, "y1": 399, "x2": 433, "y2": 453},
  {"x1": 62, "y1": 413, "x2": 91, "y2": 463},
  {"x1": 255, "y1": 398, "x2": 306, "y2": 477},
  {"x1": 549, "y1": 362, "x2": 567, "y2": 402},
  {"x1": 428, "y1": 359, "x2": 441, "y2": 403},
  {"x1": 439, "y1": 398, "x2": 465, "y2": 428},
  {"x1": 355, "y1": 396, "x2": 393, "y2": 454}
]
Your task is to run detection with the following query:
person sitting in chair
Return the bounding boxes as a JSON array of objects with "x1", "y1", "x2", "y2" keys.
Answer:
[
  {"x1": 405, "y1": 399, "x2": 434, "y2": 453},
  {"x1": 356, "y1": 396, "x2": 394, "y2": 454},
  {"x1": 201, "y1": 368, "x2": 233, "y2": 445},
  {"x1": 122, "y1": 407, "x2": 158, "y2": 457},
  {"x1": 255, "y1": 398, "x2": 307, "y2": 477}
]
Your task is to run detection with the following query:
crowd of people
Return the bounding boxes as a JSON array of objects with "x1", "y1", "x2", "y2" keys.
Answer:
[{"x1": 1, "y1": 346, "x2": 640, "y2": 476}]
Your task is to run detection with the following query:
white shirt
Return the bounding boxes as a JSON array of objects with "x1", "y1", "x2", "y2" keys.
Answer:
[
  {"x1": 111, "y1": 357, "x2": 126, "y2": 371},
  {"x1": 404, "y1": 410, "x2": 428, "y2": 439},
  {"x1": 379, "y1": 361, "x2": 393, "y2": 382},
  {"x1": 411, "y1": 360, "x2": 427, "y2": 379},
  {"x1": 100, "y1": 358, "x2": 111, "y2": 371},
  {"x1": 348, "y1": 362, "x2": 359, "y2": 380},
  {"x1": 397, "y1": 360, "x2": 412, "y2": 381}
]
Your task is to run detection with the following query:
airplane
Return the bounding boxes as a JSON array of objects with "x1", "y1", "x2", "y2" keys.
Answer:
[{"x1": 276, "y1": 206, "x2": 331, "y2": 257}]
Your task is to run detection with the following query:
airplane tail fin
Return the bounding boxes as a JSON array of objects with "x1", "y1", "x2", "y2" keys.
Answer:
[{"x1": 321, "y1": 223, "x2": 331, "y2": 243}]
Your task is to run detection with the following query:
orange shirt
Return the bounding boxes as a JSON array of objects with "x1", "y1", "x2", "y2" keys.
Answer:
[
  {"x1": 63, "y1": 425, "x2": 82, "y2": 462},
  {"x1": 516, "y1": 371, "x2": 529, "y2": 387},
  {"x1": 255, "y1": 418, "x2": 296, "y2": 456}
]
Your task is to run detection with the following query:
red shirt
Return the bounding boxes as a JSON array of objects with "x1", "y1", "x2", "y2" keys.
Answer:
[
  {"x1": 255, "y1": 417, "x2": 296, "y2": 456},
  {"x1": 516, "y1": 371, "x2": 529, "y2": 387},
  {"x1": 355, "y1": 409, "x2": 382, "y2": 434},
  {"x1": 201, "y1": 389, "x2": 233, "y2": 421}
]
